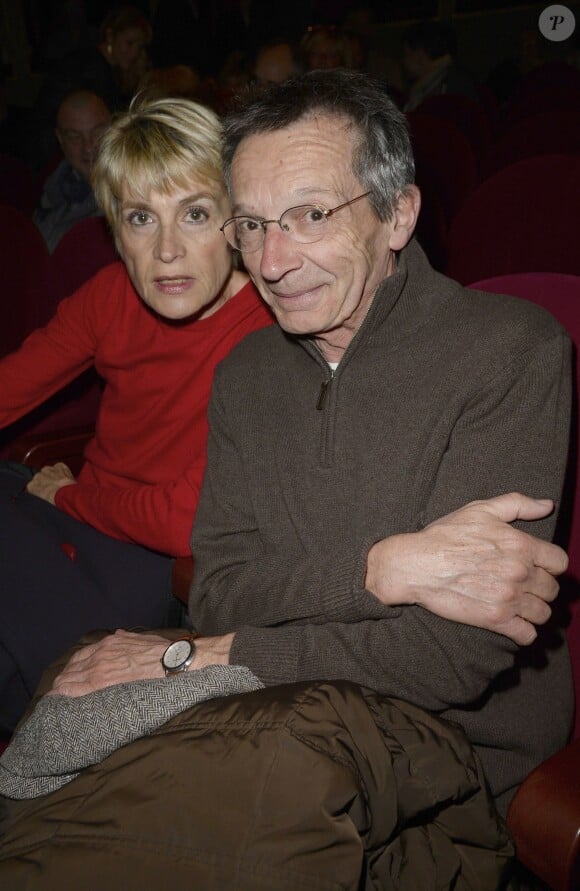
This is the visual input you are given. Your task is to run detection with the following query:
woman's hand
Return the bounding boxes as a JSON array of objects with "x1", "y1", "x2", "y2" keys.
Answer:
[{"x1": 27, "y1": 462, "x2": 76, "y2": 505}]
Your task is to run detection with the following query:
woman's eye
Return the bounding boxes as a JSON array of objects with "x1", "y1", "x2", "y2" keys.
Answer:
[
  {"x1": 185, "y1": 207, "x2": 209, "y2": 223},
  {"x1": 127, "y1": 210, "x2": 152, "y2": 226}
]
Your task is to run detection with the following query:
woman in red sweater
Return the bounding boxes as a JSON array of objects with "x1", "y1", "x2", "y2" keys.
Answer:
[{"x1": 0, "y1": 96, "x2": 272, "y2": 732}]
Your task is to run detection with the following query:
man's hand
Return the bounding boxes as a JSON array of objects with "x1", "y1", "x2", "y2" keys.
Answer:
[
  {"x1": 48, "y1": 629, "x2": 235, "y2": 697},
  {"x1": 26, "y1": 462, "x2": 76, "y2": 505},
  {"x1": 365, "y1": 493, "x2": 568, "y2": 645}
]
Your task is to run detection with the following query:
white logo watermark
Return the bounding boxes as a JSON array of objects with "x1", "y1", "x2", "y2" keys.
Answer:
[{"x1": 538, "y1": 5, "x2": 576, "y2": 41}]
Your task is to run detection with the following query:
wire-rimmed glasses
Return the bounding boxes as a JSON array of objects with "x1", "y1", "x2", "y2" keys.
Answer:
[{"x1": 220, "y1": 191, "x2": 371, "y2": 253}]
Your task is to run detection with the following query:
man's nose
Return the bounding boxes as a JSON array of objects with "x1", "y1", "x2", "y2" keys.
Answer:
[
  {"x1": 81, "y1": 134, "x2": 97, "y2": 156},
  {"x1": 259, "y1": 221, "x2": 300, "y2": 280}
]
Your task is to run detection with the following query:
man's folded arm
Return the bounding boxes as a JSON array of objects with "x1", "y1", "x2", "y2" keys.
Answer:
[
  {"x1": 228, "y1": 614, "x2": 517, "y2": 712},
  {"x1": 190, "y1": 333, "x2": 571, "y2": 648}
]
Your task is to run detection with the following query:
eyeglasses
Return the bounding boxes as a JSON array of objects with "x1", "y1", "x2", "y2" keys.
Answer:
[{"x1": 220, "y1": 191, "x2": 371, "y2": 253}]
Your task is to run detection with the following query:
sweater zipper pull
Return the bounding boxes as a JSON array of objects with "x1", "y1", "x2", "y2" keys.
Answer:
[{"x1": 316, "y1": 371, "x2": 334, "y2": 410}]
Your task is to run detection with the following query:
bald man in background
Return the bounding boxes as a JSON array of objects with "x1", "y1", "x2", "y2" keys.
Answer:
[{"x1": 33, "y1": 90, "x2": 111, "y2": 252}]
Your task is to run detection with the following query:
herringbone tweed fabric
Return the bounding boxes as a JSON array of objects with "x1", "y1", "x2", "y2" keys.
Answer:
[{"x1": 0, "y1": 665, "x2": 263, "y2": 799}]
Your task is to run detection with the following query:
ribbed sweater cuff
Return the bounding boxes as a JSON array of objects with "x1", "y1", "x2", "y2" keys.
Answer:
[
  {"x1": 320, "y1": 540, "x2": 397, "y2": 623},
  {"x1": 230, "y1": 627, "x2": 302, "y2": 687}
]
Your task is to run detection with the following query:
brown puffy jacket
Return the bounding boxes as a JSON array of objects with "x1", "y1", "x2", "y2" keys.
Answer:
[{"x1": 0, "y1": 671, "x2": 513, "y2": 890}]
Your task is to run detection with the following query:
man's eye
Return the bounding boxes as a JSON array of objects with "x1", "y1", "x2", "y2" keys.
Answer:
[
  {"x1": 238, "y1": 218, "x2": 261, "y2": 233},
  {"x1": 127, "y1": 210, "x2": 152, "y2": 226},
  {"x1": 304, "y1": 207, "x2": 326, "y2": 224},
  {"x1": 186, "y1": 207, "x2": 209, "y2": 223}
]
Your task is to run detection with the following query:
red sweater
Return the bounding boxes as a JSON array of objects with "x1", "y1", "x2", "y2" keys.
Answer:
[{"x1": 0, "y1": 263, "x2": 273, "y2": 556}]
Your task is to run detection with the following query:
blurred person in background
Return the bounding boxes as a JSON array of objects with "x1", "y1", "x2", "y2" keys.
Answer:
[
  {"x1": 86, "y1": 4, "x2": 152, "y2": 111},
  {"x1": 28, "y1": 5, "x2": 152, "y2": 173},
  {"x1": 300, "y1": 24, "x2": 352, "y2": 71},
  {"x1": 402, "y1": 19, "x2": 480, "y2": 111},
  {"x1": 251, "y1": 38, "x2": 303, "y2": 87},
  {"x1": 34, "y1": 89, "x2": 111, "y2": 252}
]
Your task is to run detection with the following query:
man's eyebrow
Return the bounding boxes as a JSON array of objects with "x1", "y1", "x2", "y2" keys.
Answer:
[
  {"x1": 230, "y1": 205, "x2": 260, "y2": 218},
  {"x1": 231, "y1": 188, "x2": 334, "y2": 217}
]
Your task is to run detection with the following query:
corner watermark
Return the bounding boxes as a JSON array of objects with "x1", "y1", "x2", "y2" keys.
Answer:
[{"x1": 538, "y1": 5, "x2": 576, "y2": 41}]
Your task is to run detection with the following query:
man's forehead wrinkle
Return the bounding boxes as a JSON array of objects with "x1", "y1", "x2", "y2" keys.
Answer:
[{"x1": 230, "y1": 116, "x2": 358, "y2": 216}]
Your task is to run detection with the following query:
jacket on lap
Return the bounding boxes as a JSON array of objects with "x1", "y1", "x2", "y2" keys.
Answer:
[{"x1": 0, "y1": 674, "x2": 514, "y2": 890}]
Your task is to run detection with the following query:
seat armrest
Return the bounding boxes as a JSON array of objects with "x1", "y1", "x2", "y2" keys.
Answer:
[
  {"x1": 172, "y1": 556, "x2": 193, "y2": 606},
  {"x1": 507, "y1": 738, "x2": 580, "y2": 891},
  {"x1": 7, "y1": 425, "x2": 94, "y2": 476}
]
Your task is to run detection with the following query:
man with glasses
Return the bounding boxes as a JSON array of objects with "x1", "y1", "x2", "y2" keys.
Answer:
[
  {"x1": 187, "y1": 68, "x2": 573, "y2": 818},
  {"x1": 32, "y1": 71, "x2": 572, "y2": 880}
]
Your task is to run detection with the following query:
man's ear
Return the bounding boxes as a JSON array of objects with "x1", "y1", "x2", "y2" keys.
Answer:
[{"x1": 388, "y1": 185, "x2": 421, "y2": 251}]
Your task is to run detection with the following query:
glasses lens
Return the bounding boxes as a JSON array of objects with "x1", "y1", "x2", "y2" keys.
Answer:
[
  {"x1": 223, "y1": 204, "x2": 332, "y2": 252},
  {"x1": 282, "y1": 205, "x2": 328, "y2": 243},
  {"x1": 225, "y1": 218, "x2": 263, "y2": 252}
]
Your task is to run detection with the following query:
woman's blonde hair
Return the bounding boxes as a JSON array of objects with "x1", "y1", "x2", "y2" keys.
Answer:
[{"x1": 92, "y1": 94, "x2": 224, "y2": 235}]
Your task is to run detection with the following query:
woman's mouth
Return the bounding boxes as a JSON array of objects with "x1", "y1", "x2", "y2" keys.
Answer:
[{"x1": 154, "y1": 277, "x2": 194, "y2": 295}]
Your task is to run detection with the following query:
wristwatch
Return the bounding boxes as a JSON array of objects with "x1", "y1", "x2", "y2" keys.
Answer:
[{"x1": 161, "y1": 636, "x2": 196, "y2": 676}]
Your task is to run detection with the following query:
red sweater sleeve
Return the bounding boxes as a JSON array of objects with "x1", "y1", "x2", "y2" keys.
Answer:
[
  {"x1": 55, "y1": 464, "x2": 205, "y2": 557},
  {"x1": 0, "y1": 265, "x2": 123, "y2": 428}
]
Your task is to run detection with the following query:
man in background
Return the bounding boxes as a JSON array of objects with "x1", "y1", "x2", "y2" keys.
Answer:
[
  {"x1": 33, "y1": 89, "x2": 111, "y2": 252},
  {"x1": 252, "y1": 39, "x2": 302, "y2": 87},
  {"x1": 402, "y1": 20, "x2": 480, "y2": 110}
]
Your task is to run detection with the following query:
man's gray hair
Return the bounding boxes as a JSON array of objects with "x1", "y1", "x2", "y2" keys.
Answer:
[{"x1": 222, "y1": 69, "x2": 415, "y2": 221}]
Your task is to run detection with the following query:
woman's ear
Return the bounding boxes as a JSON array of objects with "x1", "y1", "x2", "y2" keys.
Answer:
[{"x1": 388, "y1": 185, "x2": 421, "y2": 251}]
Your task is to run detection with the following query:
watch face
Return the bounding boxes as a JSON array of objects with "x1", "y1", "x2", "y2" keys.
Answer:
[{"x1": 163, "y1": 639, "x2": 193, "y2": 671}]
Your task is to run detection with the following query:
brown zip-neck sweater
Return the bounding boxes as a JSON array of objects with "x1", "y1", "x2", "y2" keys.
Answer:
[{"x1": 190, "y1": 240, "x2": 573, "y2": 815}]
